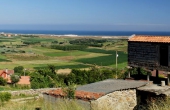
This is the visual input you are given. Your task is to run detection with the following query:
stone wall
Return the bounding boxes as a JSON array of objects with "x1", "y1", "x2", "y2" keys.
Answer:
[
  {"x1": 43, "y1": 94, "x2": 91, "y2": 110},
  {"x1": 43, "y1": 88, "x2": 137, "y2": 110},
  {"x1": 1, "y1": 88, "x2": 56, "y2": 97},
  {"x1": 91, "y1": 89, "x2": 136, "y2": 110}
]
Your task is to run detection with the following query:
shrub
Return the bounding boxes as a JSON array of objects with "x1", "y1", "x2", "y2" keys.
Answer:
[
  {"x1": 30, "y1": 67, "x2": 58, "y2": 89},
  {"x1": 15, "y1": 84, "x2": 30, "y2": 89},
  {"x1": 10, "y1": 75, "x2": 20, "y2": 86},
  {"x1": 0, "y1": 92, "x2": 11, "y2": 103},
  {"x1": 63, "y1": 85, "x2": 76, "y2": 99},
  {"x1": 0, "y1": 77, "x2": 7, "y2": 86},
  {"x1": 14, "y1": 66, "x2": 24, "y2": 74},
  {"x1": 51, "y1": 41, "x2": 58, "y2": 44},
  {"x1": 51, "y1": 45, "x2": 87, "y2": 51}
]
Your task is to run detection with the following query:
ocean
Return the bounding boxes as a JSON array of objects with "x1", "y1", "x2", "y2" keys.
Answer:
[{"x1": 0, "y1": 30, "x2": 170, "y2": 36}]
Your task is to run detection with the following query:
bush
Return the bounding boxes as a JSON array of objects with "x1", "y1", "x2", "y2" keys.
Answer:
[
  {"x1": 63, "y1": 85, "x2": 76, "y2": 99},
  {"x1": 14, "y1": 66, "x2": 24, "y2": 74},
  {"x1": 30, "y1": 66, "x2": 58, "y2": 89},
  {"x1": 68, "y1": 67, "x2": 116, "y2": 85},
  {"x1": 52, "y1": 41, "x2": 58, "y2": 44},
  {"x1": 14, "y1": 84, "x2": 30, "y2": 89},
  {"x1": 0, "y1": 92, "x2": 11, "y2": 103},
  {"x1": 0, "y1": 77, "x2": 7, "y2": 86},
  {"x1": 23, "y1": 41, "x2": 40, "y2": 45},
  {"x1": 51, "y1": 45, "x2": 87, "y2": 51},
  {"x1": 10, "y1": 75, "x2": 20, "y2": 86}
]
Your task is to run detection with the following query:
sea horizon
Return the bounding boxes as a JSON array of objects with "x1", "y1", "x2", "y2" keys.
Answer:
[{"x1": 1, "y1": 30, "x2": 170, "y2": 36}]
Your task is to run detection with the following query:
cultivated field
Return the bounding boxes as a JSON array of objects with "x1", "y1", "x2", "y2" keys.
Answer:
[{"x1": 0, "y1": 35, "x2": 128, "y2": 71}]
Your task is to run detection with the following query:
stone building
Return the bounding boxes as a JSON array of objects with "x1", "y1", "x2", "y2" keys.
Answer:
[
  {"x1": 128, "y1": 35, "x2": 170, "y2": 71},
  {"x1": 128, "y1": 35, "x2": 170, "y2": 84},
  {"x1": 43, "y1": 79, "x2": 147, "y2": 110}
]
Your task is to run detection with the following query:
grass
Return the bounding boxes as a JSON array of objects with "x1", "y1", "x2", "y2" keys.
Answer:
[
  {"x1": 6, "y1": 54, "x2": 49, "y2": 61},
  {"x1": 0, "y1": 98, "x2": 86, "y2": 110},
  {"x1": 0, "y1": 54, "x2": 11, "y2": 62},
  {"x1": 138, "y1": 98, "x2": 170, "y2": 110},
  {"x1": 0, "y1": 36, "x2": 128, "y2": 70},
  {"x1": 75, "y1": 48, "x2": 127, "y2": 68},
  {"x1": 0, "y1": 85, "x2": 31, "y2": 91},
  {"x1": 11, "y1": 94, "x2": 38, "y2": 99},
  {"x1": 44, "y1": 51, "x2": 91, "y2": 57},
  {"x1": 21, "y1": 37, "x2": 54, "y2": 42}
]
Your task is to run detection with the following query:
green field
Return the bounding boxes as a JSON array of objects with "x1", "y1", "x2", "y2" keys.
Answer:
[{"x1": 0, "y1": 35, "x2": 128, "y2": 70}]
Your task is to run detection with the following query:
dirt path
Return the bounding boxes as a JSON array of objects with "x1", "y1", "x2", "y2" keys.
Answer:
[{"x1": 10, "y1": 96, "x2": 39, "y2": 103}]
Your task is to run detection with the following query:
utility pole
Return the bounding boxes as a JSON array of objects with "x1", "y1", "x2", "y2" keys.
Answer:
[
  {"x1": 24, "y1": 69, "x2": 26, "y2": 76},
  {"x1": 116, "y1": 51, "x2": 118, "y2": 79}
]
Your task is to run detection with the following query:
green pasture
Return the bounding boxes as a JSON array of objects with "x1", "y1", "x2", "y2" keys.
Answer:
[
  {"x1": 30, "y1": 47, "x2": 63, "y2": 55},
  {"x1": 0, "y1": 54, "x2": 11, "y2": 62},
  {"x1": 0, "y1": 36, "x2": 128, "y2": 70},
  {"x1": 44, "y1": 50, "x2": 90, "y2": 57},
  {"x1": 21, "y1": 37, "x2": 54, "y2": 42},
  {"x1": 75, "y1": 48, "x2": 127, "y2": 68}
]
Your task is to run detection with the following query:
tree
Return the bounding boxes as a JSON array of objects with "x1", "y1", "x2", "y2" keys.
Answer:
[
  {"x1": 10, "y1": 75, "x2": 20, "y2": 87},
  {"x1": 14, "y1": 66, "x2": 24, "y2": 74},
  {"x1": 47, "y1": 65, "x2": 56, "y2": 74},
  {"x1": 30, "y1": 68, "x2": 58, "y2": 89}
]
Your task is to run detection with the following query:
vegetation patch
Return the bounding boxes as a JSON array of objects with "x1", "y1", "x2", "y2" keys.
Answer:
[
  {"x1": 6, "y1": 54, "x2": 49, "y2": 61},
  {"x1": 75, "y1": 50, "x2": 127, "y2": 67},
  {"x1": 0, "y1": 98, "x2": 86, "y2": 110},
  {"x1": 34, "y1": 64, "x2": 90, "y2": 70},
  {"x1": 51, "y1": 45, "x2": 88, "y2": 51},
  {"x1": 44, "y1": 51, "x2": 90, "y2": 57},
  {"x1": 0, "y1": 36, "x2": 128, "y2": 70},
  {"x1": 0, "y1": 92, "x2": 11, "y2": 104},
  {"x1": 69, "y1": 38, "x2": 107, "y2": 47}
]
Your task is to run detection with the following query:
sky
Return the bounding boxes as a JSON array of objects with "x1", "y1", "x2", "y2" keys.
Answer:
[{"x1": 0, "y1": 0, "x2": 170, "y2": 31}]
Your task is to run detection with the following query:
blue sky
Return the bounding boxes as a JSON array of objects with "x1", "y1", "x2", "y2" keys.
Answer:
[{"x1": 0, "y1": 0, "x2": 170, "y2": 31}]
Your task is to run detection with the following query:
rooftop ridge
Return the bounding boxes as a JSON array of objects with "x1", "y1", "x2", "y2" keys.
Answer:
[{"x1": 128, "y1": 35, "x2": 170, "y2": 43}]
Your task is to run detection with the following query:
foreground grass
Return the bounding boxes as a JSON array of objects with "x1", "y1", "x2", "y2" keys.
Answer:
[
  {"x1": 0, "y1": 85, "x2": 31, "y2": 91},
  {"x1": 148, "y1": 99, "x2": 170, "y2": 110},
  {"x1": 2, "y1": 97, "x2": 170, "y2": 110},
  {"x1": 0, "y1": 98, "x2": 85, "y2": 110},
  {"x1": 138, "y1": 98, "x2": 170, "y2": 110}
]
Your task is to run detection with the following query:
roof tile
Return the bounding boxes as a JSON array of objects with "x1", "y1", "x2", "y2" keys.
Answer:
[{"x1": 128, "y1": 35, "x2": 170, "y2": 43}]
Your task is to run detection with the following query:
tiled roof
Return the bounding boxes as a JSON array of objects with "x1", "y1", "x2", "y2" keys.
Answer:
[
  {"x1": 6, "y1": 70, "x2": 14, "y2": 75},
  {"x1": 45, "y1": 88, "x2": 105, "y2": 101},
  {"x1": 128, "y1": 35, "x2": 170, "y2": 43},
  {"x1": 45, "y1": 79, "x2": 147, "y2": 101},
  {"x1": 0, "y1": 70, "x2": 5, "y2": 75},
  {"x1": 17, "y1": 76, "x2": 30, "y2": 85}
]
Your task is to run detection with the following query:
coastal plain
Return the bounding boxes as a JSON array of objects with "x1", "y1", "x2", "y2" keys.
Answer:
[{"x1": 0, "y1": 34, "x2": 128, "y2": 72}]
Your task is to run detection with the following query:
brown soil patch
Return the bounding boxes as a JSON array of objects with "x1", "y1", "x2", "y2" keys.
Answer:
[
  {"x1": 59, "y1": 56, "x2": 74, "y2": 61},
  {"x1": 57, "y1": 68, "x2": 71, "y2": 75}
]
